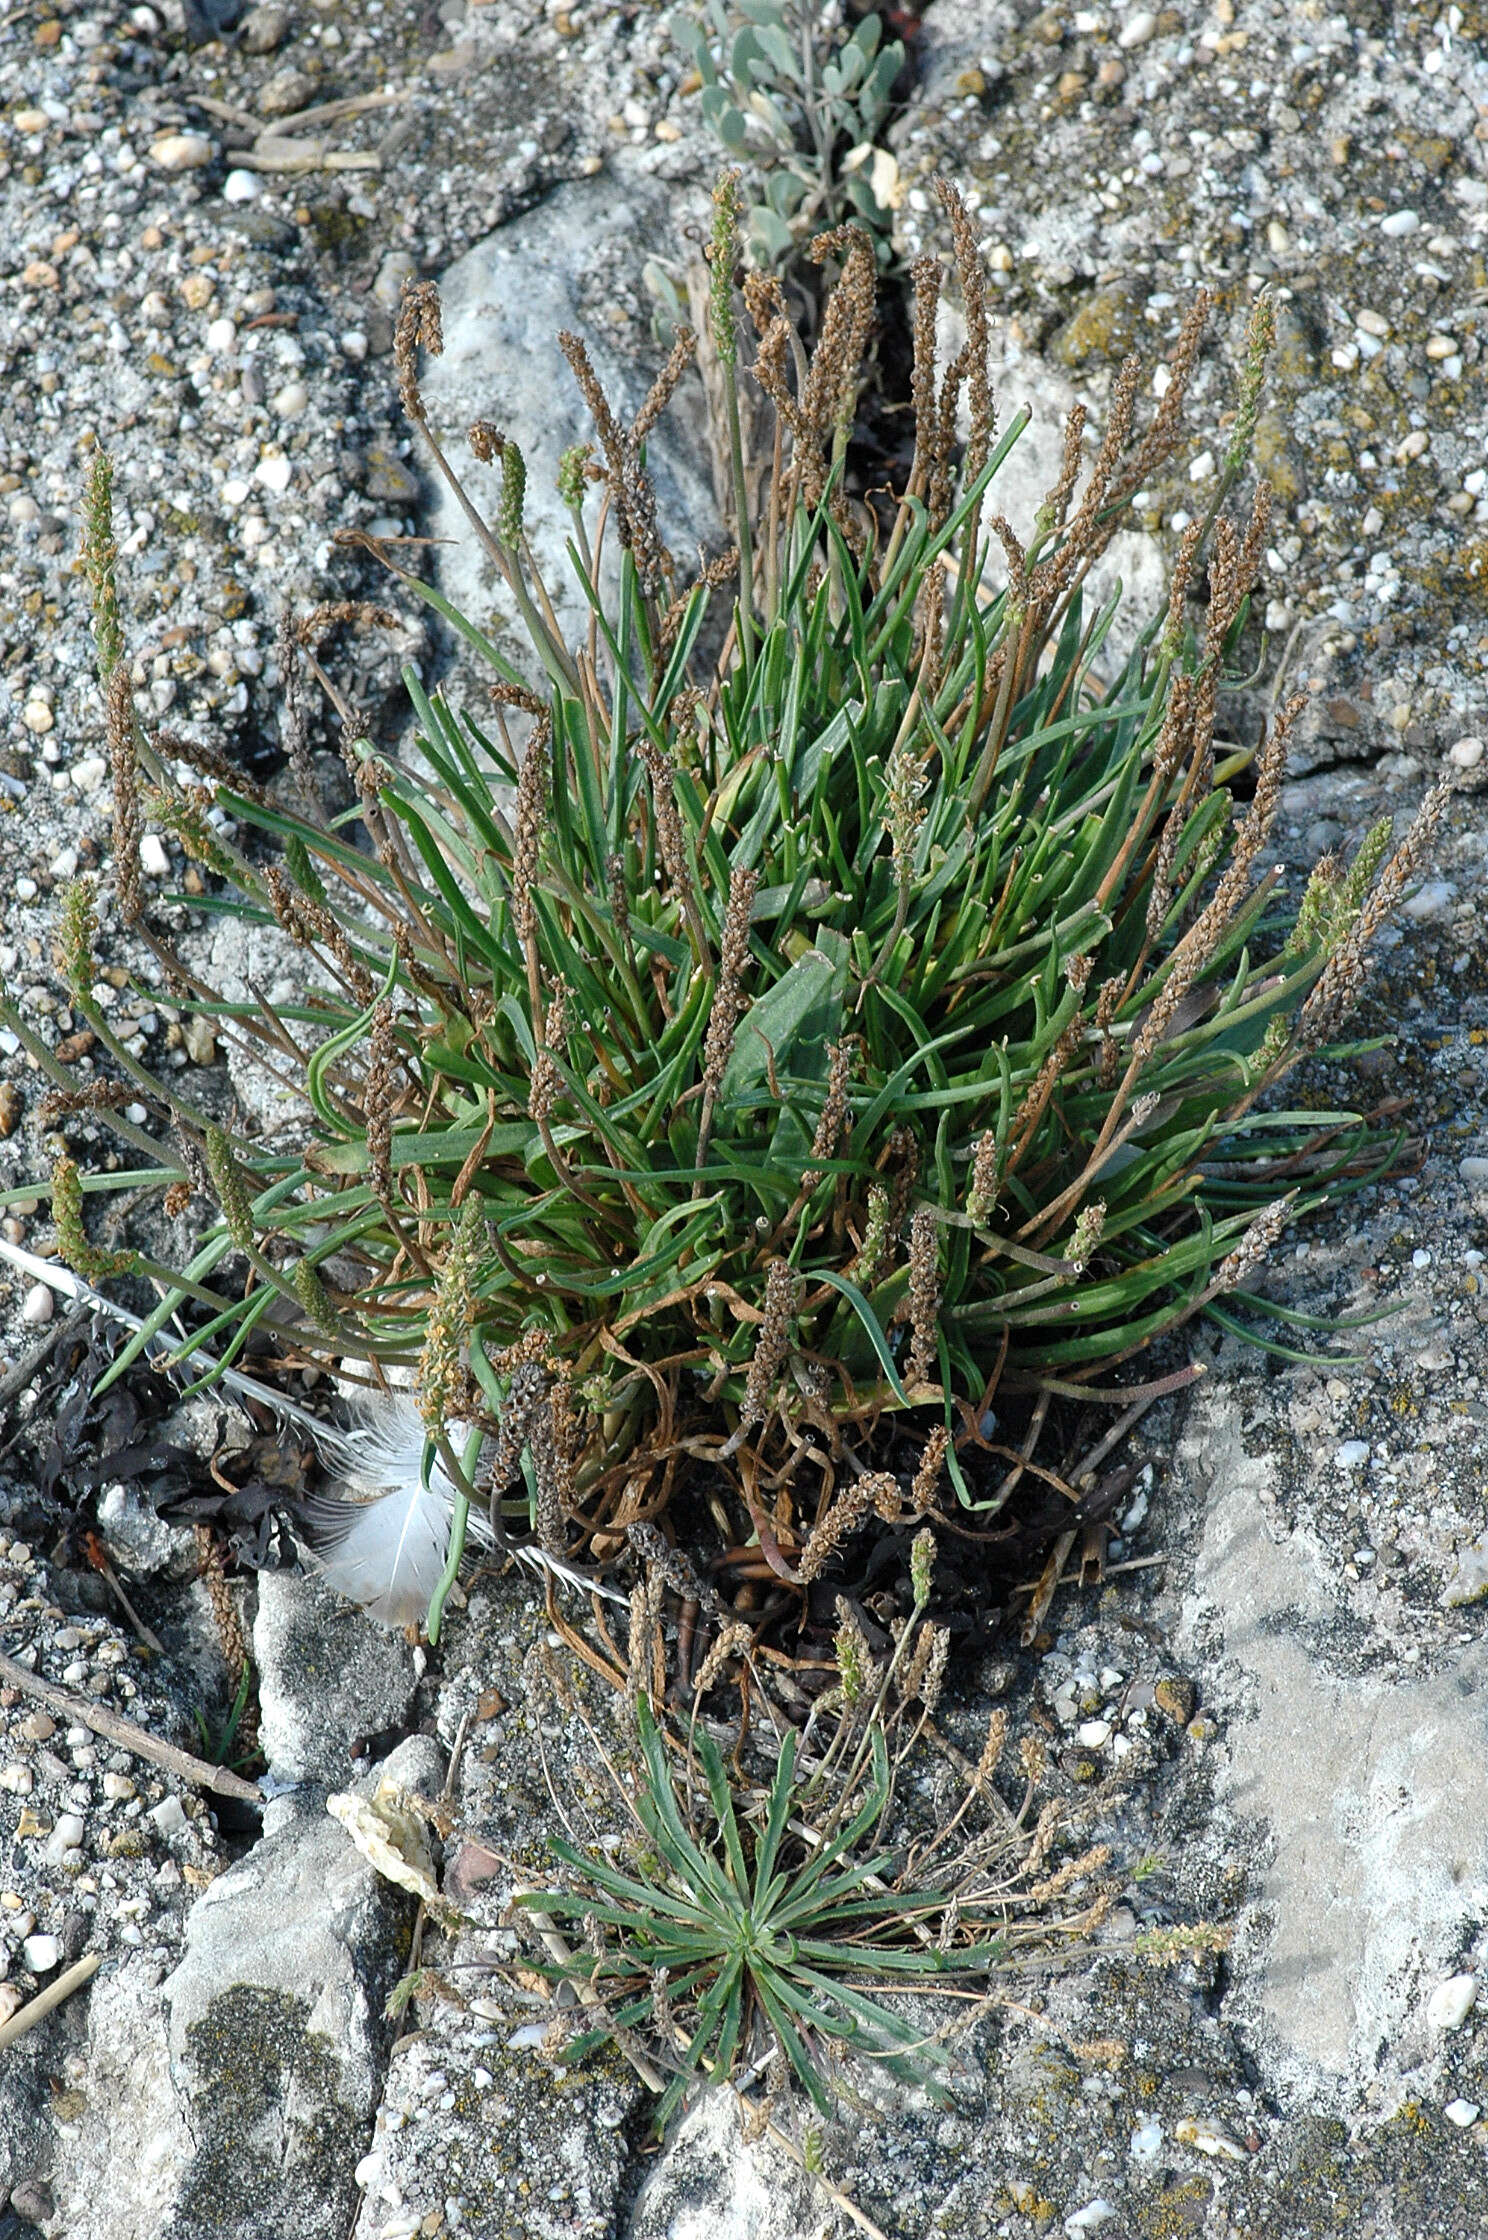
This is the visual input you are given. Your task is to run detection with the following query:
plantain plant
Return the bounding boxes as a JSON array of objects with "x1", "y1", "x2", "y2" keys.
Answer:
[
  {"x1": 7, "y1": 176, "x2": 1444, "y2": 1639},
  {"x1": 681, "y1": 0, "x2": 907, "y2": 266}
]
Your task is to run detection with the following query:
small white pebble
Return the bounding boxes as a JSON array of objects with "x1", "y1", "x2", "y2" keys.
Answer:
[
  {"x1": 148, "y1": 1795, "x2": 188, "y2": 1837},
  {"x1": 0, "y1": 1765, "x2": 33, "y2": 1795},
  {"x1": 1448, "y1": 736, "x2": 1483, "y2": 771},
  {"x1": 1380, "y1": 208, "x2": 1420, "y2": 237},
  {"x1": 150, "y1": 132, "x2": 214, "y2": 171},
  {"x1": 1129, "y1": 2117, "x2": 1164, "y2": 2170},
  {"x1": 22, "y1": 1935, "x2": 60, "y2": 1974},
  {"x1": 1076, "y1": 1720, "x2": 1113, "y2": 1748},
  {"x1": 254, "y1": 452, "x2": 292, "y2": 496},
  {"x1": 21, "y1": 1284, "x2": 55, "y2": 1328},
  {"x1": 102, "y1": 1773, "x2": 136, "y2": 1802},
  {"x1": 21, "y1": 700, "x2": 54, "y2": 735},
  {"x1": 222, "y1": 169, "x2": 261, "y2": 204},
  {"x1": 205, "y1": 317, "x2": 237, "y2": 354},
  {"x1": 45, "y1": 1813, "x2": 86, "y2": 1866},
  {"x1": 1188, "y1": 449, "x2": 1215, "y2": 482},
  {"x1": 1117, "y1": 9, "x2": 1156, "y2": 46},
  {"x1": 139, "y1": 833, "x2": 170, "y2": 878},
  {"x1": 1335, "y1": 1440, "x2": 1370, "y2": 1470},
  {"x1": 1445, "y1": 2099, "x2": 1481, "y2": 2128},
  {"x1": 1064, "y1": 2202, "x2": 1117, "y2": 2236},
  {"x1": 272, "y1": 381, "x2": 309, "y2": 419},
  {"x1": 1427, "y1": 1975, "x2": 1478, "y2": 2031},
  {"x1": 49, "y1": 845, "x2": 79, "y2": 879},
  {"x1": 354, "y1": 2151, "x2": 382, "y2": 2189},
  {"x1": 341, "y1": 330, "x2": 369, "y2": 362}
]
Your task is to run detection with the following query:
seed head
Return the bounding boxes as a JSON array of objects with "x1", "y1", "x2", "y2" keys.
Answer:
[
  {"x1": 884, "y1": 740, "x2": 928, "y2": 891},
  {"x1": 1225, "y1": 288, "x2": 1276, "y2": 478},
  {"x1": 106, "y1": 668, "x2": 144, "y2": 929},
  {"x1": 700, "y1": 865, "x2": 758, "y2": 1094},
  {"x1": 912, "y1": 1427, "x2": 948, "y2": 1512},
  {"x1": 905, "y1": 1205, "x2": 942, "y2": 1390},
  {"x1": 797, "y1": 1472, "x2": 899, "y2": 1585},
  {"x1": 1066, "y1": 1199, "x2": 1107, "y2": 1275},
  {"x1": 55, "y1": 878, "x2": 97, "y2": 1001},
  {"x1": 708, "y1": 170, "x2": 741, "y2": 368},
  {"x1": 833, "y1": 1598, "x2": 874, "y2": 1703},
  {"x1": 364, "y1": 998, "x2": 397, "y2": 1203},
  {"x1": 394, "y1": 278, "x2": 443, "y2": 424},
  {"x1": 52, "y1": 1150, "x2": 135, "y2": 1282},
  {"x1": 81, "y1": 448, "x2": 124, "y2": 685},
  {"x1": 205, "y1": 1126, "x2": 255, "y2": 1253},
  {"x1": 910, "y1": 1526, "x2": 936, "y2": 1609},
  {"x1": 1213, "y1": 1193, "x2": 1295, "y2": 1296},
  {"x1": 291, "y1": 1257, "x2": 339, "y2": 1337},
  {"x1": 855, "y1": 1180, "x2": 894, "y2": 1288},
  {"x1": 418, "y1": 1197, "x2": 483, "y2": 1433},
  {"x1": 557, "y1": 442, "x2": 595, "y2": 507},
  {"x1": 739, "y1": 1258, "x2": 798, "y2": 1433},
  {"x1": 498, "y1": 438, "x2": 526, "y2": 548}
]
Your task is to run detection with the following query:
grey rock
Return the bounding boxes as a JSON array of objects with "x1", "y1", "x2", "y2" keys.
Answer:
[
  {"x1": 371, "y1": 250, "x2": 418, "y2": 313},
  {"x1": 628, "y1": 2090, "x2": 822, "y2": 2240},
  {"x1": 219, "y1": 206, "x2": 300, "y2": 250},
  {"x1": 205, "y1": 912, "x2": 329, "y2": 1135},
  {"x1": 935, "y1": 301, "x2": 1167, "y2": 670},
  {"x1": 49, "y1": 1744, "x2": 439, "y2": 2240},
  {"x1": 95, "y1": 1481, "x2": 194, "y2": 1578},
  {"x1": 160, "y1": 1796, "x2": 403, "y2": 2238},
  {"x1": 47, "y1": 1959, "x2": 192, "y2": 2240},
  {"x1": 9, "y1": 2176, "x2": 53, "y2": 2222},
  {"x1": 1175, "y1": 1381, "x2": 1488, "y2": 2103},
  {"x1": 238, "y1": 3, "x2": 289, "y2": 54},
  {"x1": 254, "y1": 1569, "x2": 421, "y2": 1789},
  {"x1": 362, "y1": 443, "x2": 420, "y2": 505},
  {"x1": 419, "y1": 162, "x2": 720, "y2": 692},
  {"x1": 257, "y1": 67, "x2": 314, "y2": 121}
]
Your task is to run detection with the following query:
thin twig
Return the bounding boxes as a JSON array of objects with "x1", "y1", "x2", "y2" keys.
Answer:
[
  {"x1": 740, "y1": 2094, "x2": 892, "y2": 2240},
  {"x1": 0, "y1": 1952, "x2": 102, "y2": 2050},
  {"x1": 0, "y1": 1304, "x2": 91, "y2": 1411},
  {"x1": 89, "y1": 1548, "x2": 167, "y2": 1657},
  {"x1": 513, "y1": 1890, "x2": 668, "y2": 2092},
  {"x1": 0, "y1": 1649, "x2": 262, "y2": 1806}
]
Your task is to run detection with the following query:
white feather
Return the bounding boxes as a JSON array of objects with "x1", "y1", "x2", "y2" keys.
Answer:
[
  {"x1": 300, "y1": 1395, "x2": 492, "y2": 1627},
  {"x1": 0, "y1": 1241, "x2": 623, "y2": 1619},
  {"x1": 302, "y1": 1390, "x2": 626, "y2": 1621}
]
